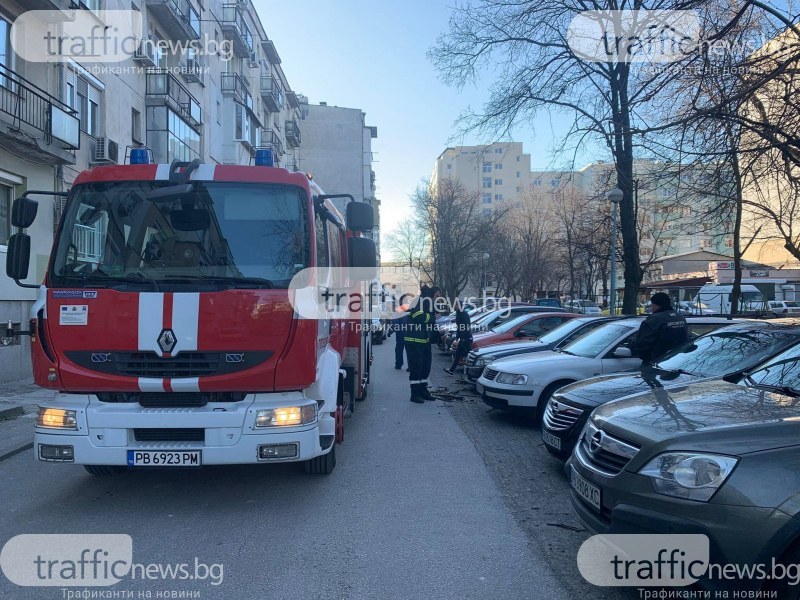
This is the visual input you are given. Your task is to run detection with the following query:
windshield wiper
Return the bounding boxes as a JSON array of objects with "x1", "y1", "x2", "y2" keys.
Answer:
[
  {"x1": 162, "y1": 275, "x2": 274, "y2": 289},
  {"x1": 653, "y1": 365, "x2": 698, "y2": 377},
  {"x1": 745, "y1": 376, "x2": 800, "y2": 397},
  {"x1": 557, "y1": 348, "x2": 576, "y2": 356},
  {"x1": 58, "y1": 271, "x2": 160, "y2": 291}
]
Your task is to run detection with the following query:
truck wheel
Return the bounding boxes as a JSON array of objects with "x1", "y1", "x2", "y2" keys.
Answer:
[
  {"x1": 304, "y1": 446, "x2": 336, "y2": 475},
  {"x1": 84, "y1": 465, "x2": 125, "y2": 476}
]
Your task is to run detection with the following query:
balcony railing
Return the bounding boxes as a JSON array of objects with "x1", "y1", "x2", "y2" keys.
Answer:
[
  {"x1": 260, "y1": 75, "x2": 283, "y2": 112},
  {"x1": 285, "y1": 120, "x2": 300, "y2": 148},
  {"x1": 220, "y1": 73, "x2": 250, "y2": 101},
  {"x1": 0, "y1": 63, "x2": 79, "y2": 157},
  {"x1": 221, "y1": 4, "x2": 254, "y2": 57},
  {"x1": 145, "y1": 69, "x2": 202, "y2": 127},
  {"x1": 259, "y1": 128, "x2": 284, "y2": 157},
  {"x1": 145, "y1": 0, "x2": 200, "y2": 41}
]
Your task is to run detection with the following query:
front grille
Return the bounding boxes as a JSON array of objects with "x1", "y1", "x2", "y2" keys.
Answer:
[
  {"x1": 133, "y1": 428, "x2": 205, "y2": 442},
  {"x1": 483, "y1": 367, "x2": 499, "y2": 381},
  {"x1": 97, "y1": 392, "x2": 247, "y2": 407},
  {"x1": 67, "y1": 350, "x2": 272, "y2": 378},
  {"x1": 466, "y1": 352, "x2": 478, "y2": 366},
  {"x1": 543, "y1": 397, "x2": 584, "y2": 431},
  {"x1": 578, "y1": 421, "x2": 639, "y2": 475}
]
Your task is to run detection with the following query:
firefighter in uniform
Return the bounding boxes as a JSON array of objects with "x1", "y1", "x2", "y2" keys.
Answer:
[
  {"x1": 406, "y1": 285, "x2": 441, "y2": 403},
  {"x1": 633, "y1": 292, "x2": 689, "y2": 363}
]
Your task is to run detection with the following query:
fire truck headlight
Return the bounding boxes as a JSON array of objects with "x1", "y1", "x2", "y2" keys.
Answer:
[
  {"x1": 255, "y1": 405, "x2": 318, "y2": 428},
  {"x1": 36, "y1": 407, "x2": 78, "y2": 430}
]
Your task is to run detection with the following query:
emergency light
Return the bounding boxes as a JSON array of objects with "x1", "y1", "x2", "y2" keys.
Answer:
[
  {"x1": 254, "y1": 148, "x2": 274, "y2": 167},
  {"x1": 129, "y1": 148, "x2": 151, "y2": 164}
]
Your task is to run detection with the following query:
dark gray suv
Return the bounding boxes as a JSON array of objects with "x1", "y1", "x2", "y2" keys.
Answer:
[{"x1": 567, "y1": 341, "x2": 800, "y2": 595}]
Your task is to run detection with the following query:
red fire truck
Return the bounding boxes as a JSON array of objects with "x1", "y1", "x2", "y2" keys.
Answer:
[{"x1": 5, "y1": 154, "x2": 376, "y2": 475}]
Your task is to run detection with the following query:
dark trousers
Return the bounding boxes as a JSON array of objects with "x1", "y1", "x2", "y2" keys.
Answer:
[
  {"x1": 449, "y1": 339, "x2": 471, "y2": 372},
  {"x1": 406, "y1": 341, "x2": 432, "y2": 384},
  {"x1": 394, "y1": 335, "x2": 405, "y2": 368}
]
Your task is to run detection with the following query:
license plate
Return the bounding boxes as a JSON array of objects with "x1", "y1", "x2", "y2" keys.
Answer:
[
  {"x1": 476, "y1": 382, "x2": 484, "y2": 394},
  {"x1": 542, "y1": 430, "x2": 562, "y2": 451},
  {"x1": 571, "y1": 467, "x2": 601, "y2": 511},
  {"x1": 127, "y1": 450, "x2": 202, "y2": 467}
]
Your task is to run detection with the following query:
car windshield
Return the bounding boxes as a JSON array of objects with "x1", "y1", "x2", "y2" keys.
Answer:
[
  {"x1": 746, "y1": 343, "x2": 800, "y2": 394},
  {"x1": 655, "y1": 328, "x2": 800, "y2": 377},
  {"x1": 786, "y1": 302, "x2": 800, "y2": 307},
  {"x1": 536, "y1": 318, "x2": 594, "y2": 345},
  {"x1": 491, "y1": 313, "x2": 536, "y2": 333},
  {"x1": 51, "y1": 181, "x2": 308, "y2": 289},
  {"x1": 559, "y1": 323, "x2": 633, "y2": 358}
]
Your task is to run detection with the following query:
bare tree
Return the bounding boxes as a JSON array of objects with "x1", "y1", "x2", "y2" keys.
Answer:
[{"x1": 384, "y1": 217, "x2": 430, "y2": 270}]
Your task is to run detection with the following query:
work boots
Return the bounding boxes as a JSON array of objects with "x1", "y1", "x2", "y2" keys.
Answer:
[
  {"x1": 419, "y1": 384, "x2": 435, "y2": 401},
  {"x1": 409, "y1": 384, "x2": 425, "y2": 404}
]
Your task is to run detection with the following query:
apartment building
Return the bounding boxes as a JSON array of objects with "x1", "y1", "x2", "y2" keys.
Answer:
[
  {"x1": 298, "y1": 99, "x2": 380, "y2": 256},
  {"x1": 0, "y1": 0, "x2": 303, "y2": 381},
  {"x1": 431, "y1": 142, "x2": 533, "y2": 213}
]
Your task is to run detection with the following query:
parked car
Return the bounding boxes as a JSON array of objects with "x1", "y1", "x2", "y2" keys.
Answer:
[
  {"x1": 464, "y1": 316, "x2": 622, "y2": 382},
  {"x1": 567, "y1": 341, "x2": 800, "y2": 595},
  {"x1": 476, "y1": 317, "x2": 736, "y2": 423},
  {"x1": 435, "y1": 305, "x2": 484, "y2": 327},
  {"x1": 676, "y1": 300, "x2": 715, "y2": 315},
  {"x1": 766, "y1": 300, "x2": 800, "y2": 317},
  {"x1": 533, "y1": 298, "x2": 561, "y2": 308},
  {"x1": 467, "y1": 312, "x2": 581, "y2": 353},
  {"x1": 564, "y1": 299, "x2": 602, "y2": 315},
  {"x1": 542, "y1": 319, "x2": 800, "y2": 458}
]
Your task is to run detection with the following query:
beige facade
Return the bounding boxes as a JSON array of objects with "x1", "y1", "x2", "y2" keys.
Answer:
[{"x1": 0, "y1": 0, "x2": 303, "y2": 381}]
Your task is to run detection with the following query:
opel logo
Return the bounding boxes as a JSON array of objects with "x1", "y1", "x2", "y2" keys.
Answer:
[
  {"x1": 589, "y1": 430, "x2": 604, "y2": 454},
  {"x1": 157, "y1": 328, "x2": 177, "y2": 353}
]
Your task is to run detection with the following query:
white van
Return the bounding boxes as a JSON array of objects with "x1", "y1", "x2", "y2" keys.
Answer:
[{"x1": 693, "y1": 284, "x2": 765, "y2": 314}]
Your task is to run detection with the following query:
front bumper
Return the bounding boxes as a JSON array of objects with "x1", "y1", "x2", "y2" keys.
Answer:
[
  {"x1": 476, "y1": 379, "x2": 538, "y2": 409},
  {"x1": 34, "y1": 392, "x2": 333, "y2": 466}
]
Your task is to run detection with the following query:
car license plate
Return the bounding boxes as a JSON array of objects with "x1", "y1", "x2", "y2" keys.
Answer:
[
  {"x1": 571, "y1": 467, "x2": 601, "y2": 511},
  {"x1": 542, "y1": 430, "x2": 561, "y2": 451},
  {"x1": 476, "y1": 382, "x2": 484, "y2": 394},
  {"x1": 127, "y1": 450, "x2": 202, "y2": 467}
]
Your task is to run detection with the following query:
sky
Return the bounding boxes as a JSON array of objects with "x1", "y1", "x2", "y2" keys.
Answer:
[{"x1": 259, "y1": 0, "x2": 582, "y2": 244}]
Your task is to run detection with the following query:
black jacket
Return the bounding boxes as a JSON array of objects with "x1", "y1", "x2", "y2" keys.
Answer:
[
  {"x1": 633, "y1": 308, "x2": 689, "y2": 363},
  {"x1": 407, "y1": 295, "x2": 436, "y2": 343},
  {"x1": 454, "y1": 310, "x2": 472, "y2": 342}
]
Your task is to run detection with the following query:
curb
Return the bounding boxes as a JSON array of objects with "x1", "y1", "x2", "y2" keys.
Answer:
[
  {"x1": 0, "y1": 405, "x2": 25, "y2": 421},
  {"x1": 0, "y1": 442, "x2": 32, "y2": 462}
]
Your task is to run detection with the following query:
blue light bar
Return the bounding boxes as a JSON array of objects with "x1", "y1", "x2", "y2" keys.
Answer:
[
  {"x1": 130, "y1": 148, "x2": 150, "y2": 164},
  {"x1": 254, "y1": 148, "x2": 274, "y2": 167}
]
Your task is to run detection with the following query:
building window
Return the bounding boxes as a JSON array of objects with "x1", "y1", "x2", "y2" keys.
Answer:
[
  {"x1": 168, "y1": 109, "x2": 200, "y2": 161},
  {"x1": 482, "y1": 208, "x2": 492, "y2": 217},
  {"x1": 516, "y1": 186, "x2": 521, "y2": 193},
  {"x1": 550, "y1": 178, "x2": 560, "y2": 187},
  {"x1": 131, "y1": 108, "x2": 141, "y2": 143},
  {"x1": 482, "y1": 177, "x2": 491, "y2": 188},
  {"x1": 446, "y1": 163, "x2": 451, "y2": 170},
  {"x1": 0, "y1": 17, "x2": 12, "y2": 85},
  {"x1": 494, "y1": 194, "x2": 503, "y2": 201},
  {"x1": 482, "y1": 162, "x2": 491, "y2": 173},
  {"x1": 534, "y1": 178, "x2": 541, "y2": 186},
  {"x1": 67, "y1": 71, "x2": 101, "y2": 137},
  {"x1": 725, "y1": 237, "x2": 734, "y2": 248},
  {"x1": 494, "y1": 163, "x2": 502, "y2": 169},
  {"x1": 494, "y1": 148, "x2": 502, "y2": 154},
  {"x1": 482, "y1": 194, "x2": 491, "y2": 204},
  {"x1": 494, "y1": 178, "x2": 502, "y2": 185},
  {"x1": 0, "y1": 184, "x2": 10, "y2": 247},
  {"x1": 516, "y1": 155, "x2": 520, "y2": 162}
]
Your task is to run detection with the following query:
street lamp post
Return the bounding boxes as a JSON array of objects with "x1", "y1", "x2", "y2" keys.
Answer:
[
  {"x1": 482, "y1": 252, "x2": 490, "y2": 300},
  {"x1": 607, "y1": 188, "x2": 623, "y2": 315}
]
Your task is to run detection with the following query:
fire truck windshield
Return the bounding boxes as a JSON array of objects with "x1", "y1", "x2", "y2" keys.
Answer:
[{"x1": 50, "y1": 181, "x2": 308, "y2": 290}]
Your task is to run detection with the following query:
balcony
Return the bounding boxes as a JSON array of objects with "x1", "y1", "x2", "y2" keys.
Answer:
[
  {"x1": 221, "y1": 4, "x2": 254, "y2": 58},
  {"x1": 220, "y1": 73, "x2": 250, "y2": 102},
  {"x1": 0, "y1": 64, "x2": 79, "y2": 164},
  {"x1": 259, "y1": 128, "x2": 284, "y2": 157},
  {"x1": 145, "y1": 0, "x2": 200, "y2": 41},
  {"x1": 260, "y1": 39, "x2": 281, "y2": 65},
  {"x1": 180, "y1": 57, "x2": 204, "y2": 84},
  {"x1": 284, "y1": 120, "x2": 300, "y2": 148},
  {"x1": 260, "y1": 75, "x2": 283, "y2": 112},
  {"x1": 146, "y1": 70, "x2": 202, "y2": 127}
]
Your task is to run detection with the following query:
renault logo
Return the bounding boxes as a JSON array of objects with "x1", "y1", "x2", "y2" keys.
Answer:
[
  {"x1": 588, "y1": 430, "x2": 604, "y2": 454},
  {"x1": 157, "y1": 329, "x2": 177, "y2": 353}
]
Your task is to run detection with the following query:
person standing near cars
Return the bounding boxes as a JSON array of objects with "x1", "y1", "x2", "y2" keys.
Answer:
[
  {"x1": 388, "y1": 310, "x2": 410, "y2": 370},
  {"x1": 633, "y1": 292, "x2": 689, "y2": 363},
  {"x1": 444, "y1": 300, "x2": 472, "y2": 375},
  {"x1": 406, "y1": 285, "x2": 441, "y2": 403}
]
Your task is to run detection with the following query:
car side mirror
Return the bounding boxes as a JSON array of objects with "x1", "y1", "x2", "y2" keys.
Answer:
[
  {"x1": 346, "y1": 201, "x2": 375, "y2": 232},
  {"x1": 613, "y1": 347, "x2": 633, "y2": 358},
  {"x1": 348, "y1": 236, "x2": 377, "y2": 277},
  {"x1": 6, "y1": 233, "x2": 31, "y2": 281},
  {"x1": 12, "y1": 197, "x2": 38, "y2": 228}
]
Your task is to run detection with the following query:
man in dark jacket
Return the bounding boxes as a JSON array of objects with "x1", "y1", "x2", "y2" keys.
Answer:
[
  {"x1": 633, "y1": 292, "x2": 689, "y2": 363},
  {"x1": 444, "y1": 300, "x2": 472, "y2": 375},
  {"x1": 388, "y1": 313, "x2": 410, "y2": 370},
  {"x1": 406, "y1": 285, "x2": 441, "y2": 403}
]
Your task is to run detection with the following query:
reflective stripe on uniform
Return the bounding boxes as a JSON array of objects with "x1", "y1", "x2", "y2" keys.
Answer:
[
  {"x1": 405, "y1": 337, "x2": 428, "y2": 343},
  {"x1": 411, "y1": 311, "x2": 431, "y2": 323}
]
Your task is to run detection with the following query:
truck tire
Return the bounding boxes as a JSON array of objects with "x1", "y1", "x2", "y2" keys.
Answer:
[
  {"x1": 84, "y1": 465, "x2": 125, "y2": 476},
  {"x1": 304, "y1": 446, "x2": 336, "y2": 475}
]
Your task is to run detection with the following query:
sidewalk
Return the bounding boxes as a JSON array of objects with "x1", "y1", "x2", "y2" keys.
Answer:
[{"x1": 0, "y1": 379, "x2": 56, "y2": 461}]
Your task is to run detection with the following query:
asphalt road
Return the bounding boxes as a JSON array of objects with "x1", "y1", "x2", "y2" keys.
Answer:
[{"x1": 0, "y1": 342, "x2": 582, "y2": 600}]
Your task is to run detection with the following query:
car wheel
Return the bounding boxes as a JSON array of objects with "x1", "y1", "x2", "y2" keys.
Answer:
[
  {"x1": 536, "y1": 381, "x2": 574, "y2": 428},
  {"x1": 303, "y1": 445, "x2": 336, "y2": 475},
  {"x1": 84, "y1": 465, "x2": 125, "y2": 476}
]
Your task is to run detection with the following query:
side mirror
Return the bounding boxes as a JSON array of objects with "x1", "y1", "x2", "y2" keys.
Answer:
[
  {"x1": 613, "y1": 347, "x2": 633, "y2": 358},
  {"x1": 12, "y1": 197, "x2": 38, "y2": 228},
  {"x1": 6, "y1": 233, "x2": 31, "y2": 280},
  {"x1": 170, "y1": 208, "x2": 210, "y2": 231},
  {"x1": 346, "y1": 202, "x2": 375, "y2": 232},
  {"x1": 348, "y1": 236, "x2": 377, "y2": 278}
]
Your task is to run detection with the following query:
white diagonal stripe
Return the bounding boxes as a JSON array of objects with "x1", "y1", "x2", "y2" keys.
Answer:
[
  {"x1": 170, "y1": 378, "x2": 200, "y2": 392},
  {"x1": 138, "y1": 377, "x2": 165, "y2": 392},
  {"x1": 171, "y1": 293, "x2": 199, "y2": 355},
  {"x1": 155, "y1": 164, "x2": 171, "y2": 180},
  {"x1": 138, "y1": 293, "x2": 164, "y2": 357},
  {"x1": 191, "y1": 164, "x2": 216, "y2": 181}
]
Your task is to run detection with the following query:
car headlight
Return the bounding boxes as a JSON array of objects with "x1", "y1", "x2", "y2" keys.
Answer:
[
  {"x1": 639, "y1": 453, "x2": 738, "y2": 501},
  {"x1": 495, "y1": 372, "x2": 528, "y2": 385},
  {"x1": 255, "y1": 405, "x2": 318, "y2": 428},
  {"x1": 475, "y1": 355, "x2": 495, "y2": 367},
  {"x1": 36, "y1": 407, "x2": 77, "y2": 430}
]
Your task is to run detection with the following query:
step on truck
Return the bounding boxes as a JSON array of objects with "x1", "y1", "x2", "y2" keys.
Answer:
[{"x1": 5, "y1": 152, "x2": 377, "y2": 475}]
